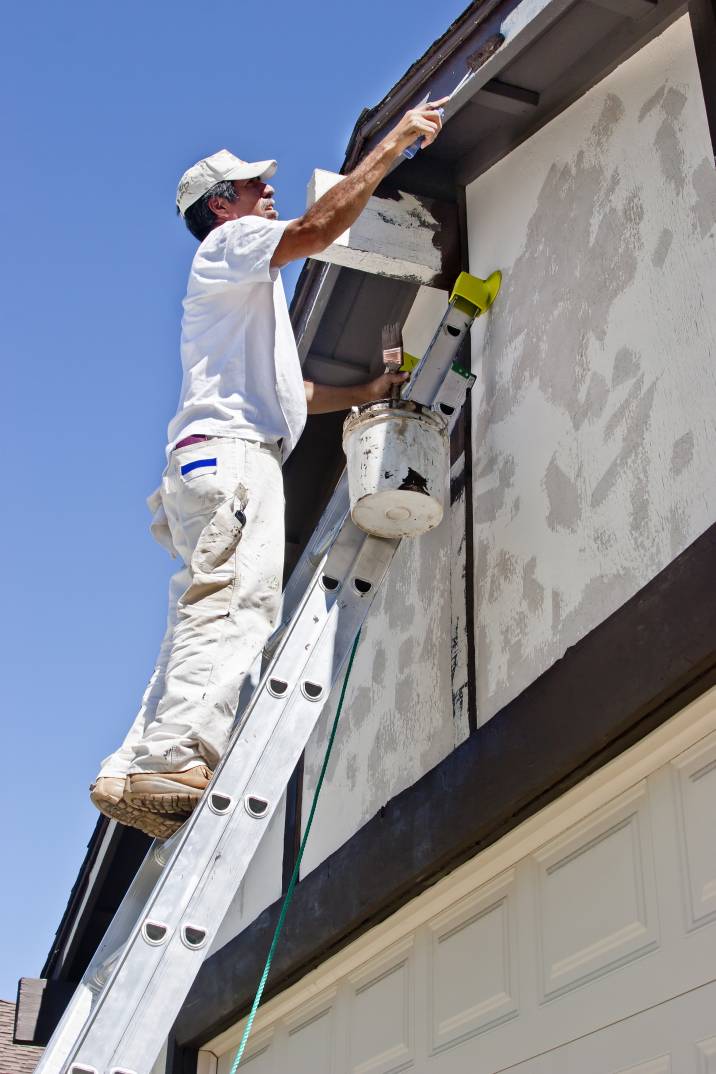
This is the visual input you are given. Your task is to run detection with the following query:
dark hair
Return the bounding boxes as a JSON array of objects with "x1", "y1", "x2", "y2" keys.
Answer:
[{"x1": 180, "y1": 180, "x2": 239, "y2": 242}]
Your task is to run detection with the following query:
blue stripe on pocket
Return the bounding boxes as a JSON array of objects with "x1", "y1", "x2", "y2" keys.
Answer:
[{"x1": 180, "y1": 457, "x2": 218, "y2": 476}]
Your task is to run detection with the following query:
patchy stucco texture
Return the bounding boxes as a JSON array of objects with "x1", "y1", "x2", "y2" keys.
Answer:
[
  {"x1": 300, "y1": 496, "x2": 465, "y2": 877},
  {"x1": 467, "y1": 16, "x2": 716, "y2": 724}
]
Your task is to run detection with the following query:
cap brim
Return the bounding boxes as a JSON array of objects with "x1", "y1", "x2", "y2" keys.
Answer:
[{"x1": 224, "y1": 159, "x2": 277, "y2": 182}]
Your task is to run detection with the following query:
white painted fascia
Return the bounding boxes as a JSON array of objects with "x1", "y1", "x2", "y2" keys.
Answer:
[{"x1": 305, "y1": 169, "x2": 444, "y2": 286}]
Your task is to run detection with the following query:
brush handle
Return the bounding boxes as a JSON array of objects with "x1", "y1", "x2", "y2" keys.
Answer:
[{"x1": 384, "y1": 364, "x2": 403, "y2": 402}]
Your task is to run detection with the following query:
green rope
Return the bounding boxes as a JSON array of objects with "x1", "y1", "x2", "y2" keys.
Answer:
[{"x1": 229, "y1": 628, "x2": 362, "y2": 1074}]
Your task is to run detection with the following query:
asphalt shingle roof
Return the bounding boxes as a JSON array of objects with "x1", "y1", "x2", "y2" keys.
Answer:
[{"x1": 0, "y1": 1000, "x2": 44, "y2": 1074}]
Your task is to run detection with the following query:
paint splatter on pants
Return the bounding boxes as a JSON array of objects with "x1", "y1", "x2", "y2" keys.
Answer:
[{"x1": 98, "y1": 437, "x2": 284, "y2": 776}]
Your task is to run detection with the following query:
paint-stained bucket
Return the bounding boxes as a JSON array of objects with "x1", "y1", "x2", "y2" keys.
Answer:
[{"x1": 342, "y1": 400, "x2": 448, "y2": 538}]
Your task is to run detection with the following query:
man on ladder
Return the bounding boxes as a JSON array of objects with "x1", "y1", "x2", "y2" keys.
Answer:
[{"x1": 90, "y1": 98, "x2": 447, "y2": 839}]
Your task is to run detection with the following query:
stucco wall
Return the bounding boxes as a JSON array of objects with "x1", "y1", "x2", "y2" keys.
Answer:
[{"x1": 467, "y1": 15, "x2": 716, "y2": 723}]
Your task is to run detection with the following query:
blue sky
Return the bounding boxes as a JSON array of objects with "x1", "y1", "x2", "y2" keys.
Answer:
[{"x1": 0, "y1": 0, "x2": 468, "y2": 1003}]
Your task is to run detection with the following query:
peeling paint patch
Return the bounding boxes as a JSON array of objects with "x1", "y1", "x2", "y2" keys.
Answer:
[
  {"x1": 612, "y1": 346, "x2": 640, "y2": 389},
  {"x1": 474, "y1": 454, "x2": 515, "y2": 521},
  {"x1": 544, "y1": 455, "x2": 581, "y2": 532},
  {"x1": 574, "y1": 371, "x2": 609, "y2": 428},
  {"x1": 655, "y1": 117, "x2": 687, "y2": 192},
  {"x1": 653, "y1": 84, "x2": 689, "y2": 194},
  {"x1": 522, "y1": 557, "x2": 544, "y2": 614},
  {"x1": 691, "y1": 157, "x2": 716, "y2": 237},
  {"x1": 592, "y1": 379, "x2": 658, "y2": 507},
  {"x1": 652, "y1": 228, "x2": 673, "y2": 267},
  {"x1": 638, "y1": 85, "x2": 665, "y2": 122},
  {"x1": 488, "y1": 548, "x2": 519, "y2": 602},
  {"x1": 671, "y1": 431, "x2": 694, "y2": 475},
  {"x1": 593, "y1": 93, "x2": 625, "y2": 150},
  {"x1": 669, "y1": 503, "x2": 689, "y2": 558}
]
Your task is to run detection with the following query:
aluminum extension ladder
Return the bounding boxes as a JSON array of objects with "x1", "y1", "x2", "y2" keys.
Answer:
[{"x1": 36, "y1": 269, "x2": 501, "y2": 1074}]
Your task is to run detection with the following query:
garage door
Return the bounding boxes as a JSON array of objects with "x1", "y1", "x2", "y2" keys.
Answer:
[{"x1": 205, "y1": 692, "x2": 716, "y2": 1074}]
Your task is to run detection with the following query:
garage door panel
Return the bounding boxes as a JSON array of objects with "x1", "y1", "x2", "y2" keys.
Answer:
[
  {"x1": 541, "y1": 979, "x2": 716, "y2": 1074},
  {"x1": 428, "y1": 871, "x2": 519, "y2": 1053},
  {"x1": 533, "y1": 782, "x2": 659, "y2": 1001},
  {"x1": 696, "y1": 1036, "x2": 716, "y2": 1073},
  {"x1": 672, "y1": 731, "x2": 716, "y2": 932}
]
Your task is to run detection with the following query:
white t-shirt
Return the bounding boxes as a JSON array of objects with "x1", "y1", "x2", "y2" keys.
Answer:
[{"x1": 167, "y1": 217, "x2": 307, "y2": 461}]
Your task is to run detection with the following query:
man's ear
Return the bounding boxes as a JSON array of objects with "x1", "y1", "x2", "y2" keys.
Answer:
[{"x1": 208, "y1": 195, "x2": 232, "y2": 220}]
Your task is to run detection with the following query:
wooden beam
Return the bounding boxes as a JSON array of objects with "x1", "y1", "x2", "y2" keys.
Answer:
[
  {"x1": 477, "y1": 77, "x2": 540, "y2": 114},
  {"x1": 291, "y1": 262, "x2": 341, "y2": 364},
  {"x1": 589, "y1": 0, "x2": 658, "y2": 18},
  {"x1": 14, "y1": 978, "x2": 76, "y2": 1047},
  {"x1": 305, "y1": 169, "x2": 460, "y2": 289},
  {"x1": 689, "y1": 0, "x2": 716, "y2": 158}
]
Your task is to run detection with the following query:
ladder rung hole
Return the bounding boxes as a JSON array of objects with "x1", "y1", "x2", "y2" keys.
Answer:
[
  {"x1": 142, "y1": 920, "x2": 169, "y2": 945},
  {"x1": 353, "y1": 578, "x2": 372, "y2": 595},
  {"x1": 245, "y1": 794, "x2": 270, "y2": 818},
  {"x1": 181, "y1": 924, "x2": 208, "y2": 949},
  {"x1": 110, "y1": 1068, "x2": 138, "y2": 1074},
  {"x1": 321, "y1": 575, "x2": 340, "y2": 591},
  {"x1": 302, "y1": 681, "x2": 324, "y2": 701},
  {"x1": 70, "y1": 1066, "x2": 99, "y2": 1074},
  {"x1": 445, "y1": 324, "x2": 460, "y2": 337},
  {"x1": 439, "y1": 403, "x2": 455, "y2": 415},
  {"x1": 209, "y1": 792, "x2": 233, "y2": 815},
  {"x1": 268, "y1": 677, "x2": 289, "y2": 697}
]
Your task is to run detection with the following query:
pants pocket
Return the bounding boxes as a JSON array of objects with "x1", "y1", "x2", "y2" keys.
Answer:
[{"x1": 191, "y1": 483, "x2": 249, "y2": 576}]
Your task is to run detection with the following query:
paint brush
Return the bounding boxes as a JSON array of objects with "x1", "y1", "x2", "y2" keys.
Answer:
[{"x1": 382, "y1": 322, "x2": 404, "y2": 402}]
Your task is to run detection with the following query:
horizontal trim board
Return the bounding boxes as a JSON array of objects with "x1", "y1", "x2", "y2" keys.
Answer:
[{"x1": 175, "y1": 521, "x2": 716, "y2": 1048}]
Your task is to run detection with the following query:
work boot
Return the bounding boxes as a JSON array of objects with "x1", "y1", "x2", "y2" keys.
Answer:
[
  {"x1": 90, "y1": 777, "x2": 189, "y2": 839},
  {"x1": 124, "y1": 765, "x2": 213, "y2": 815}
]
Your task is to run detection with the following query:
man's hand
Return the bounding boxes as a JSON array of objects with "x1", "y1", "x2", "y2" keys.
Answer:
[
  {"x1": 272, "y1": 99, "x2": 449, "y2": 268},
  {"x1": 360, "y1": 370, "x2": 410, "y2": 403},
  {"x1": 304, "y1": 371, "x2": 410, "y2": 415},
  {"x1": 381, "y1": 98, "x2": 449, "y2": 156}
]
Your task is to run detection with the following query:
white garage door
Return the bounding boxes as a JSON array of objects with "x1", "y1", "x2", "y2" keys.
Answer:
[{"x1": 205, "y1": 692, "x2": 716, "y2": 1074}]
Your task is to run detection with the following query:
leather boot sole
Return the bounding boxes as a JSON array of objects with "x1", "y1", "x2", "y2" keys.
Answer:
[
  {"x1": 90, "y1": 782, "x2": 189, "y2": 839},
  {"x1": 125, "y1": 770, "x2": 212, "y2": 816}
]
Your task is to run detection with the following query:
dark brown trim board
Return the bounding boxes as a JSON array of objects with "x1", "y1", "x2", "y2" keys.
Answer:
[
  {"x1": 175, "y1": 521, "x2": 716, "y2": 1049},
  {"x1": 689, "y1": 0, "x2": 716, "y2": 157}
]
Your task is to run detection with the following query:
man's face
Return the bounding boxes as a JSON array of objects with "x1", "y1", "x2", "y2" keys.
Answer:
[{"x1": 229, "y1": 177, "x2": 278, "y2": 220}]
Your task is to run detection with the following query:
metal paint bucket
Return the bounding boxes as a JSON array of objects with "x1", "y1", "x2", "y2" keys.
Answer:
[{"x1": 342, "y1": 400, "x2": 448, "y2": 538}]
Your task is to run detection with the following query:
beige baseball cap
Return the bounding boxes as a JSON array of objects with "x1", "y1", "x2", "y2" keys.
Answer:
[{"x1": 176, "y1": 149, "x2": 277, "y2": 216}]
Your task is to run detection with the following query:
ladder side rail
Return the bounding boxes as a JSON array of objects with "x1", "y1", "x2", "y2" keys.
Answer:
[
  {"x1": 37, "y1": 512, "x2": 360, "y2": 1074},
  {"x1": 114, "y1": 538, "x2": 399, "y2": 1073},
  {"x1": 276, "y1": 292, "x2": 475, "y2": 634},
  {"x1": 67, "y1": 535, "x2": 399, "y2": 1074},
  {"x1": 34, "y1": 847, "x2": 167, "y2": 1074}
]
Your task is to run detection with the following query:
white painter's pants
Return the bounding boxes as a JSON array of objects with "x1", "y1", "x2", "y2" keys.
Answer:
[{"x1": 98, "y1": 437, "x2": 284, "y2": 776}]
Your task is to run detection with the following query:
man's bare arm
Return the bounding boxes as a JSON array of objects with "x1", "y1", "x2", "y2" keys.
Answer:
[
  {"x1": 272, "y1": 100, "x2": 448, "y2": 269},
  {"x1": 304, "y1": 371, "x2": 409, "y2": 415}
]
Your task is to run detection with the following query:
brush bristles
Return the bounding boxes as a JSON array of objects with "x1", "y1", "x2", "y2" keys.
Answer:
[
  {"x1": 381, "y1": 322, "x2": 402, "y2": 349},
  {"x1": 382, "y1": 322, "x2": 403, "y2": 370}
]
